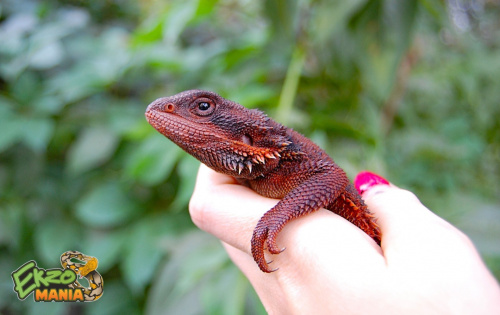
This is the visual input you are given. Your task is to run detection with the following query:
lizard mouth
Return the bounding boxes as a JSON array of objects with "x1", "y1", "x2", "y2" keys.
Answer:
[
  {"x1": 145, "y1": 102, "x2": 228, "y2": 149},
  {"x1": 145, "y1": 106, "x2": 195, "y2": 138}
]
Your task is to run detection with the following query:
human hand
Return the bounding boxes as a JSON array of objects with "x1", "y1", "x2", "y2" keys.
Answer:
[{"x1": 189, "y1": 164, "x2": 500, "y2": 314}]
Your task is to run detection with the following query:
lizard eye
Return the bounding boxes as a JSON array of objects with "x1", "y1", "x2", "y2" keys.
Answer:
[
  {"x1": 191, "y1": 98, "x2": 216, "y2": 116},
  {"x1": 198, "y1": 102, "x2": 210, "y2": 111}
]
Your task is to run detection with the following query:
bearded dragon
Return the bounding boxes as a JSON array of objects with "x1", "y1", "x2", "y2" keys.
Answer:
[{"x1": 145, "y1": 90, "x2": 381, "y2": 273}]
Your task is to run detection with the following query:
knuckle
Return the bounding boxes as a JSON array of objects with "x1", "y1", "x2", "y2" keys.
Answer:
[
  {"x1": 394, "y1": 188, "x2": 421, "y2": 204},
  {"x1": 188, "y1": 194, "x2": 207, "y2": 229}
]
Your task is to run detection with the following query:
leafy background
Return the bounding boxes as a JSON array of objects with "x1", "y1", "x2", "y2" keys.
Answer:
[{"x1": 1, "y1": 0, "x2": 499, "y2": 314}]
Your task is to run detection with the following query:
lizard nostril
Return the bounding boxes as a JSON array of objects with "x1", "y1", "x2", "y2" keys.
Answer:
[{"x1": 164, "y1": 103, "x2": 175, "y2": 113}]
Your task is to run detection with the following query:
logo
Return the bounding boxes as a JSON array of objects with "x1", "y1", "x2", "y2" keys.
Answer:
[{"x1": 11, "y1": 251, "x2": 103, "y2": 302}]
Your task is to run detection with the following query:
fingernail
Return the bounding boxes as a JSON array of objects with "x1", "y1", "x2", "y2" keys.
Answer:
[{"x1": 354, "y1": 171, "x2": 390, "y2": 195}]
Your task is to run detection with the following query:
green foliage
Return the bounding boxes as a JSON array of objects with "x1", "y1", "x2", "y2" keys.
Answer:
[{"x1": 0, "y1": 0, "x2": 499, "y2": 313}]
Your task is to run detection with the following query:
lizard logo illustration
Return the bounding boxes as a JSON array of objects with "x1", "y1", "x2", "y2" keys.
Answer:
[{"x1": 11, "y1": 251, "x2": 103, "y2": 302}]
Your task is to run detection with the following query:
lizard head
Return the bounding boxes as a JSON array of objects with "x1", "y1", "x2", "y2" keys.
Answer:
[{"x1": 145, "y1": 90, "x2": 292, "y2": 178}]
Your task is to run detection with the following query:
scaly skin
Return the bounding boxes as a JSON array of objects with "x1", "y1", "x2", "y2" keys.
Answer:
[{"x1": 145, "y1": 90, "x2": 382, "y2": 273}]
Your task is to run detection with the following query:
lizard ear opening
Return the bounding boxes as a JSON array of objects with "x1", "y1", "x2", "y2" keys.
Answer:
[{"x1": 242, "y1": 134, "x2": 253, "y2": 146}]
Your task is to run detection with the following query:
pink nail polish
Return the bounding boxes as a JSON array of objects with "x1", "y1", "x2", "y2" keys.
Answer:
[{"x1": 354, "y1": 171, "x2": 390, "y2": 195}]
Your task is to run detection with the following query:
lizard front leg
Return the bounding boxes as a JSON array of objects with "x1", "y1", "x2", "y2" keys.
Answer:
[{"x1": 251, "y1": 169, "x2": 349, "y2": 273}]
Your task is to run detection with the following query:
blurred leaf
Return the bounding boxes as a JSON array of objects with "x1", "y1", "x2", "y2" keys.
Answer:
[
  {"x1": 47, "y1": 64, "x2": 103, "y2": 103},
  {"x1": 147, "y1": 231, "x2": 263, "y2": 315},
  {"x1": 169, "y1": 155, "x2": 199, "y2": 212},
  {"x1": 83, "y1": 280, "x2": 141, "y2": 315},
  {"x1": 276, "y1": 47, "x2": 305, "y2": 124},
  {"x1": 67, "y1": 126, "x2": 119, "y2": 175},
  {"x1": 120, "y1": 114, "x2": 150, "y2": 138},
  {"x1": 33, "y1": 95, "x2": 64, "y2": 114},
  {"x1": 26, "y1": 301, "x2": 67, "y2": 315},
  {"x1": 76, "y1": 182, "x2": 139, "y2": 228},
  {"x1": 133, "y1": 14, "x2": 164, "y2": 44},
  {"x1": 125, "y1": 133, "x2": 182, "y2": 185},
  {"x1": 21, "y1": 118, "x2": 55, "y2": 152},
  {"x1": 263, "y1": 0, "x2": 298, "y2": 44},
  {"x1": 384, "y1": 0, "x2": 418, "y2": 53},
  {"x1": 418, "y1": 0, "x2": 446, "y2": 21},
  {"x1": 0, "y1": 100, "x2": 54, "y2": 155},
  {"x1": 0, "y1": 257, "x2": 18, "y2": 309},
  {"x1": 200, "y1": 267, "x2": 247, "y2": 315},
  {"x1": 29, "y1": 40, "x2": 65, "y2": 70},
  {"x1": 106, "y1": 103, "x2": 145, "y2": 136},
  {"x1": 176, "y1": 239, "x2": 228, "y2": 294},
  {"x1": 226, "y1": 84, "x2": 276, "y2": 109},
  {"x1": 93, "y1": 28, "x2": 132, "y2": 82},
  {"x1": 146, "y1": 232, "x2": 228, "y2": 315},
  {"x1": 352, "y1": 0, "x2": 418, "y2": 101},
  {"x1": 46, "y1": 29, "x2": 130, "y2": 104},
  {"x1": 162, "y1": 0, "x2": 200, "y2": 46},
  {"x1": 194, "y1": 0, "x2": 218, "y2": 17},
  {"x1": 10, "y1": 71, "x2": 41, "y2": 104},
  {"x1": 452, "y1": 199, "x2": 500, "y2": 257},
  {"x1": 0, "y1": 111, "x2": 22, "y2": 152},
  {"x1": 0, "y1": 203, "x2": 23, "y2": 249},
  {"x1": 121, "y1": 215, "x2": 165, "y2": 295},
  {"x1": 312, "y1": 0, "x2": 367, "y2": 42},
  {"x1": 34, "y1": 219, "x2": 82, "y2": 266},
  {"x1": 81, "y1": 229, "x2": 127, "y2": 273}
]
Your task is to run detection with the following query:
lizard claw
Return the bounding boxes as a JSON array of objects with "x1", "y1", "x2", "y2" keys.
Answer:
[{"x1": 251, "y1": 218, "x2": 285, "y2": 272}]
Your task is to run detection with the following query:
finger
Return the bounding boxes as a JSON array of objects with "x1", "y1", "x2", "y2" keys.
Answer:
[
  {"x1": 275, "y1": 208, "x2": 385, "y2": 268},
  {"x1": 222, "y1": 242, "x2": 294, "y2": 312},
  {"x1": 355, "y1": 172, "x2": 472, "y2": 263},
  {"x1": 189, "y1": 164, "x2": 277, "y2": 255},
  {"x1": 191, "y1": 165, "x2": 384, "y2": 265},
  {"x1": 222, "y1": 242, "x2": 270, "y2": 284},
  {"x1": 223, "y1": 209, "x2": 386, "y2": 279},
  {"x1": 225, "y1": 213, "x2": 387, "y2": 307}
]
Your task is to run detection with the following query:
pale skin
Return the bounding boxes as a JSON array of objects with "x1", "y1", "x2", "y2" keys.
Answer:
[{"x1": 189, "y1": 164, "x2": 500, "y2": 315}]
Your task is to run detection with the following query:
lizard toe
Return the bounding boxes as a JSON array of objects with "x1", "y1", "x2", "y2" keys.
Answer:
[
  {"x1": 251, "y1": 224, "x2": 273, "y2": 272},
  {"x1": 266, "y1": 232, "x2": 284, "y2": 255}
]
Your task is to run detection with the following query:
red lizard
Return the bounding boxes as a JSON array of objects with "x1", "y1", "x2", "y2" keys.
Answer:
[{"x1": 145, "y1": 90, "x2": 381, "y2": 273}]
